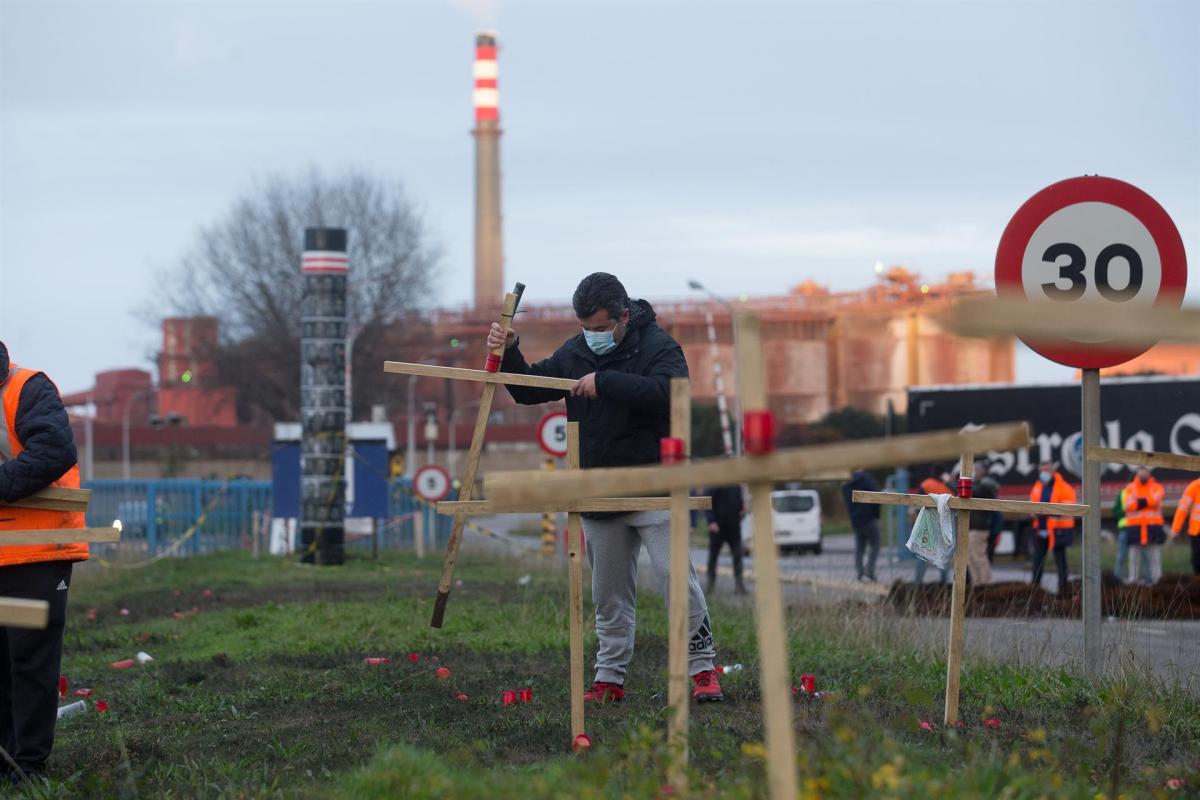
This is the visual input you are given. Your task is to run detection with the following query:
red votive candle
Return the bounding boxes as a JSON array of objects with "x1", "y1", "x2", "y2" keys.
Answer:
[
  {"x1": 484, "y1": 353, "x2": 502, "y2": 373},
  {"x1": 502, "y1": 690, "x2": 517, "y2": 705},
  {"x1": 800, "y1": 674, "x2": 816, "y2": 694},
  {"x1": 743, "y1": 410, "x2": 776, "y2": 455},
  {"x1": 957, "y1": 477, "x2": 973, "y2": 499},
  {"x1": 518, "y1": 688, "x2": 533, "y2": 703},
  {"x1": 660, "y1": 437, "x2": 685, "y2": 464}
]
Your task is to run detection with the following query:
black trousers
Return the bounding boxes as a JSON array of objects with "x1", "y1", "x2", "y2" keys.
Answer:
[
  {"x1": 1030, "y1": 536, "x2": 1069, "y2": 593},
  {"x1": 707, "y1": 521, "x2": 743, "y2": 581},
  {"x1": 1191, "y1": 535, "x2": 1200, "y2": 575},
  {"x1": 0, "y1": 560, "x2": 73, "y2": 775}
]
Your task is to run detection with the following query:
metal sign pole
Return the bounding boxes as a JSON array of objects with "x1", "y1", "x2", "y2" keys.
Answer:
[{"x1": 1081, "y1": 368, "x2": 1102, "y2": 678}]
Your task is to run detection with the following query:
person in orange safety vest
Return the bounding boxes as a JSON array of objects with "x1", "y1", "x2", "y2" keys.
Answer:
[
  {"x1": 1170, "y1": 477, "x2": 1200, "y2": 576},
  {"x1": 0, "y1": 342, "x2": 89, "y2": 784},
  {"x1": 1029, "y1": 461, "x2": 1076, "y2": 595},
  {"x1": 1123, "y1": 466, "x2": 1165, "y2": 584}
]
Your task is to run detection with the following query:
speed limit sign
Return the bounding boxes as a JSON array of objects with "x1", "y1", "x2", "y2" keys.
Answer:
[
  {"x1": 995, "y1": 176, "x2": 1187, "y2": 369},
  {"x1": 537, "y1": 411, "x2": 569, "y2": 458},
  {"x1": 414, "y1": 464, "x2": 452, "y2": 502}
]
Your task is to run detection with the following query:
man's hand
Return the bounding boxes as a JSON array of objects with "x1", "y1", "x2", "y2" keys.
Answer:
[
  {"x1": 708, "y1": 522, "x2": 719, "y2": 534},
  {"x1": 572, "y1": 372, "x2": 599, "y2": 399},
  {"x1": 487, "y1": 322, "x2": 516, "y2": 351}
]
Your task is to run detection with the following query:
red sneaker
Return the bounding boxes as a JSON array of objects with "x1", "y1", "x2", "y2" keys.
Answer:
[
  {"x1": 583, "y1": 681, "x2": 624, "y2": 703},
  {"x1": 691, "y1": 670, "x2": 725, "y2": 703}
]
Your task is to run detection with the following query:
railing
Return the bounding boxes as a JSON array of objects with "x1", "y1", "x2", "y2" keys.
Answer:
[{"x1": 81, "y1": 478, "x2": 455, "y2": 559}]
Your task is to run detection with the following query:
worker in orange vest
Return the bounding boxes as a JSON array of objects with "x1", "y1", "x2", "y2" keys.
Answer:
[
  {"x1": 1029, "y1": 460, "x2": 1077, "y2": 594},
  {"x1": 1170, "y1": 477, "x2": 1200, "y2": 576},
  {"x1": 0, "y1": 342, "x2": 89, "y2": 784},
  {"x1": 1123, "y1": 466, "x2": 1166, "y2": 584}
]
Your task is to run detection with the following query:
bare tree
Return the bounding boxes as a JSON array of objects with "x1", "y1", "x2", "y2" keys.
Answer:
[{"x1": 156, "y1": 169, "x2": 440, "y2": 422}]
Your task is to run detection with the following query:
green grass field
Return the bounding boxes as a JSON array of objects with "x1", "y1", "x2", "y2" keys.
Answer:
[{"x1": 24, "y1": 550, "x2": 1200, "y2": 798}]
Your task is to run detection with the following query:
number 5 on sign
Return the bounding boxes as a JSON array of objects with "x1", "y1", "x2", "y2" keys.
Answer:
[{"x1": 995, "y1": 175, "x2": 1187, "y2": 370}]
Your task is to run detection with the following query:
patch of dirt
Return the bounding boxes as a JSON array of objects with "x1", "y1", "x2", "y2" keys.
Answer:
[{"x1": 888, "y1": 573, "x2": 1200, "y2": 619}]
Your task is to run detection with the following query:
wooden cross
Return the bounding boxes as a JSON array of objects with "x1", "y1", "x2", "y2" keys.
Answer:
[
  {"x1": 852, "y1": 462, "x2": 1087, "y2": 725},
  {"x1": 483, "y1": 312, "x2": 1034, "y2": 800},
  {"x1": 382, "y1": 283, "x2": 584, "y2": 628},
  {"x1": 948, "y1": 297, "x2": 1200, "y2": 345},
  {"x1": 0, "y1": 486, "x2": 122, "y2": 627},
  {"x1": 436, "y1": 382, "x2": 710, "y2": 765}
]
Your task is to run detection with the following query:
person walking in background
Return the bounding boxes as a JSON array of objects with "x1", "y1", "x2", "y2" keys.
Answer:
[
  {"x1": 0, "y1": 342, "x2": 90, "y2": 784},
  {"x1": 1170, "y1": 477, "x2": 1200, "y2": 575},
  {"x1": 705, "y1": 484, "x2": 746, "y2": 595},
  {"x1": 1124, "y1": 466, "x2": 1166, "y2": 584},
  {"x1": 1029, "y1": 461, "x2": 1077, "y2": 594},
  {"x1": 842, "y1": 469, "x2": 881, "y2": 582},
  {"x1": 966, "y1": 461, "x2": 999, "y2": 585},
  {"x1": 1111, "y1": 485, "x2": 1147, "y2": 583}
]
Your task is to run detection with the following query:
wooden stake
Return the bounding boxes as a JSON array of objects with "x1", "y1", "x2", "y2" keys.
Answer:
[
  {"x1": 566, "y1": 423, "x2": 585, "y2": 743},
  {"x1": 383, "y1": 361, "x2": 578, "y2": 392},
  {"x1": 943, "y1": 450, "x2": 972, "y2": 727},
  {"x1": 436, "y1": 497, "x2": 712, "y2": 515},
  {"x1": 431, "y1": 289, "x2": 522, "y2": 628},
  {"x1": 735, "y1": 313, "x2": 797, "y2": 800},
  {"x1": 851, "y1": 491, "x2": 1086, "y2": 517},
  {"x1": 484, "y1": 424, "x2": 1031, "y2": 510},
  {"x1": 947, "y1": 297, "x2": 1200, "y2": 345},
  {"x1": 0, "y1": 527, "x2": 121, "y2": 545},
  {"x1": 1, "y1": 486, "x2": 91, "y2": 513},
  {"x1": 667, "y1": 378, "x2": 691, "y2": 792},
  {"x1": 0, "y1": 598, "x2": 48, "y2": 629},
  {"x1": 1088, "y1": 446, "x2": 1200, "y2": 473}
]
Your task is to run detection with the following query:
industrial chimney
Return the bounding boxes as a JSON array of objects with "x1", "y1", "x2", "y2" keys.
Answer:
[{"x1": 473, "y1": 31, "x2": 504, "y2": 310}]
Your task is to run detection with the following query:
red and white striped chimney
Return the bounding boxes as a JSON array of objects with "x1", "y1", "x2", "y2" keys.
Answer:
[{"x1": 473, "y1": 31, "x2": 504, "y2": 310}]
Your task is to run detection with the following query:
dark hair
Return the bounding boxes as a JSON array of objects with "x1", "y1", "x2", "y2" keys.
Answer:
[{"x1": 572, "y1": 273, "x2": 629, "y2": 320}]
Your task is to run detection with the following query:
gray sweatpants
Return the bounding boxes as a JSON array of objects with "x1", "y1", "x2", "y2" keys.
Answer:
[{"x1": 583, "y1": 510, "x2": 717, "y2": 685}]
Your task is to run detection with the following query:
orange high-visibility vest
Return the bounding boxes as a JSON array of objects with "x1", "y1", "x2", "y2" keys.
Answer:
[
  {"x1": 0, "y1": 365, "x2": 89, "y2": 566},
  {"x1": 1171, "y1": 478, "x2": 1200, "y2": 538},
  {"x1": 1123, "y1": 477, "x2": 1165, "y2": 546},
  {"x1": 1029, "y1": 473, "x2": 1076, "y2": 550}
]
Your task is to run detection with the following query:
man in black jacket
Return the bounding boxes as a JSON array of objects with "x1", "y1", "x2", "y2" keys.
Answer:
[
  {"x1": 488, "y1": 273, "x2": 724, "y2": 703},
  {"x1": 841, "y1": 469, "x2": 881, "y2": 582},
  {"x1": 705, "y1": 484, "x2": 745, "y2": 594}
]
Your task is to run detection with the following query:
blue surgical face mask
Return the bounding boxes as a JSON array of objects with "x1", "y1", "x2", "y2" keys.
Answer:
[
  {"x1": 1039, "y1": 471, "x2": 1052, "y2": 484},
  {"x1": 583, "y1": 328, "x2": 617, "y2": 355}
]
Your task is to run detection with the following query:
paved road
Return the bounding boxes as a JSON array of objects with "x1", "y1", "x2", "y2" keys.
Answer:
[{"x1": 466, "y1": 516, "x2": 1200, "y2": 692}]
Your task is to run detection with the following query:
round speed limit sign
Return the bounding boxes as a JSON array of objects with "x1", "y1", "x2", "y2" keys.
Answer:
[
  {"x1": 414, "y1": 464, "x2": 452, "y2": 502},
  {"x1": 537, "y1": 411, "x2": 569, "y2": 458},
  {"x1": 995, "y1": 176, "x2": 1187, "y2": 369}
]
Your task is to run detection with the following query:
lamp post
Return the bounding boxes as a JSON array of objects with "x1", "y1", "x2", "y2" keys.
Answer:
[
  {"x1": 423, "y1": 403, "x2": 439, "y2": 467},
  {"x1": 121, "y1": 388, "x2": 154, "y2": 481},
  {"x1": 406, "y1": 345, "x2": 460, "y2": 479},
  {"x1": 687, "y1": 279, "x2": 741, "y2": 455}
]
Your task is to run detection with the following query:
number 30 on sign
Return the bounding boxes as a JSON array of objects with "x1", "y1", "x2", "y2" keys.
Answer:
[{"x1": 995, "y1": 176, "x2": 1187, "y2": 370}]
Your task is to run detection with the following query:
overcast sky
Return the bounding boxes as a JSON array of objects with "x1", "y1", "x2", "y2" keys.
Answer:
[{"x1": 2, "y1": 0, "x2": 1197, "y2": 394}]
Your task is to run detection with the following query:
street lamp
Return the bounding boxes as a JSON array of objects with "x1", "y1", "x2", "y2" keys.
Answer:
[
  {"x1": 423, "y1": 403, "x2": 439, "y2": 467},
  {"x1": 687, "y1": 279, "x2": 742, "y2": 455}
]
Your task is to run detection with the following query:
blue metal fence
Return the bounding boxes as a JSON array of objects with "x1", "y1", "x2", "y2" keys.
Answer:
[{"x1": 82, "y1": 478, "x2": 454, "y2": 558}]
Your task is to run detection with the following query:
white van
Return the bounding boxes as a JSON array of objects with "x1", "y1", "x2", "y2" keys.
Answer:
[{"x1": 741, "y1": 489, "x2": 822, "y2": 555}]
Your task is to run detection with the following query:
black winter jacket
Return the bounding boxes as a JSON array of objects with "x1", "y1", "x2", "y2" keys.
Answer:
[
  {"x1": 706, "y1": 485, "x2": 744, "y2": 527},
  {"x1": 842, "y1": 470, "x2": 882, "y2": 529},
  {"x1": 0, "y1": 342, "x2": 79, "y2": 503},
  {"x1": 500, "y1": 300, "x2": 688, "y2": 474}
]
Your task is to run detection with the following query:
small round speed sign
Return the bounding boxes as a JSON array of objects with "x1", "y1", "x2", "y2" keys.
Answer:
[
  {"x1": 414, "y1": 464, "x2": 452, "y2": 502},
  {"x1": 995, "y1": 176, "x2": 1187, "y2": 369},
  {"x1": 537, "y1": 412, "x2": 568, "y2": 458}
]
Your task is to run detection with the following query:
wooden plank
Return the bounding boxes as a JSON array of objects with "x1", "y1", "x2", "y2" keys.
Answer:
[
  {"x1": 944, "y1": 451, "x2": 971, "y2": 727},
  {"x1": 0, "y1": 486, "x2": 91, "y2": 513},
  {"x1": 0, "y1": 597, "x2": 48, "y2": 629},
  {"x1": 383, "y1": 361, "x2": 578, "y2": 392},
  {"x1": 484, "y1": 423, "x2": 1032, "y2": 511},
  {"x1": 1087, "y1": 446, "x2": 1200, "y2": 474},
  {"x1": 566, "y1": 423, "x2": 585, "y2": 743},
  {"x1": 947, "y1": 297, "x2": 1200, "y2": 345},
  {"x1": 430, "y1": 289, "x2": 523, "y2": 628},
  {"x1": 736, "y1": 313, "x2": 797, "y2": 800},
  {"x1": 851, "y1": 491, "x2": 1087, "y2": 517},
  {"x1": 667, "y1": 378, "x2": 690, "y2": 792},
  {"x1": 436, "y1": 497, "x2": 713, "y2": 515},
  {"x1": 0, "y1": 527, "x2": 121, "y2": 545}
]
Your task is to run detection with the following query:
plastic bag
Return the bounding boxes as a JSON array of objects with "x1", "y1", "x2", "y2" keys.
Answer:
[{"x1": 906, "y1": 494, "x2": 956, "y2": 569}]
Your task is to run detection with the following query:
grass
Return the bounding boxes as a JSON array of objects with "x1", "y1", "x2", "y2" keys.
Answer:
[{"x1": 22, "y1": 549, "x2": 1200, "y2": 798}]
